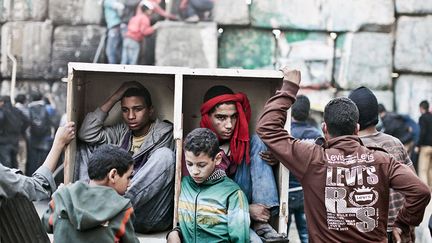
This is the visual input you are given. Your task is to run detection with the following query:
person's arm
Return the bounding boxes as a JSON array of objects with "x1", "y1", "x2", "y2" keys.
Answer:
[
  {"x1": 228, "y1": 190, "x2": 251, "y2": 243},
  {"x1": 179, "y1": 0, "x2": 188, "y2": 10},
  {"x1": 78, "y1": 81, "x2": 142, "y2": 145},
  {"x1": 41, "y1": 199, "x2": 55, "y2": 233},
  {"x1": 118, "y1": 207, "x2": 140, "y2": 243},
  {"x1": 0, "y1": 122, "x2": 75, "y2": 201},
  {"x1": 153, "y1": 4, "x2": 178, "y2": 20},
  {"x1": 256, "y1": 68, "x2": 319, "y2": 180},
  {"x1": 389, "y1": 157, "x2": 431, "y2": 236}
]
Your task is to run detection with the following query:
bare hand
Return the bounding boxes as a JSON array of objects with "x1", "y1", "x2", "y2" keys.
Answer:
[
  {"x1": 54, "y1": 122, "x2": 76, "y2": 147},
  {"x1": 249, "y1": 204, "x2": 270, "y2": 222},
  {"x1": 392, "y1": 226, "x2": 412, "y2": 243},
  {"x1": 260, "y1": 151, "x2": 279, "y2": 166},
  {"x1": 280, "y1": 67, "x2": 301, "y2": 86},
  {"x1": 179, "y1": 0, "x2": 188, "y2": 10},
  {"x1": 167, "y1": 230, "x2": 181, "y2": 243},
  {"x1": 111, "y1": 81, "x2": 144, "y2": 102}
]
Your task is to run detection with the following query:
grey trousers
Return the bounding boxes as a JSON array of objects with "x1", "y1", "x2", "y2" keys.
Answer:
[{"x1": 126, "y1": 147, "x2": 176, "y2": 233}]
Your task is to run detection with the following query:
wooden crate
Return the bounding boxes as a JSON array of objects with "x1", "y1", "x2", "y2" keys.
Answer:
[{"x1": 65, "y1": 63, "x2": 290, "y2": 237}]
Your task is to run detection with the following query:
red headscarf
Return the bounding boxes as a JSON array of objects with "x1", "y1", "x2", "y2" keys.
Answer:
[{"x1": 200, "y1": 93, "x2": 251, "y2": 164}]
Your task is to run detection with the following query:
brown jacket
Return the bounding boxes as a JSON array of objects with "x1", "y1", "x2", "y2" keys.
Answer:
[{"x1": 256, "y1": 81, "x2": 431, "y2": 243}]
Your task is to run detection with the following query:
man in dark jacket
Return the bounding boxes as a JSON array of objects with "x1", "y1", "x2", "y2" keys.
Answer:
[
  {"x1": 417, "y1": 100, "x2": 432, "y2": 187},
  {"x1": 0, "y1": 96, "x2": 29, "y2": 168},
  {"x1": 256, "y1": 68, "x2": 430, "y2": 243}
]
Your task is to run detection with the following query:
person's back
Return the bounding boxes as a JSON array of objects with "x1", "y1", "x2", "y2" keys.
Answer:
[
  {"x1": 42, "y1": 144, "x2": 139, "y2": 243},
  {"x1": 168, "y1": 128, "x2": 250, "y2": 243},
  {"x1": 257, "y1": 68, "x2": 431, "y2": 242},
  {"x1": 126, "y1": 5, "x2": 154, "y2": 42},
  {"x1": 349, "y1": 87, "x2": 417, "y2": 242}
]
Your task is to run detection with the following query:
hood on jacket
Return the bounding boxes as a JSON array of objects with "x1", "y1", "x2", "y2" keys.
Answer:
[{"x1": 52, "y1": 181, "x2": 131, "y2": 231}]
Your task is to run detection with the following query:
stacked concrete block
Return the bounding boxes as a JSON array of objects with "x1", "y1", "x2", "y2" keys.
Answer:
[
  {"x1": 213, "y1": 0, "x2": 250, "y2": 25},
  {"x1": 298, "y1": 88, "x2": 335, "y2": 112},
  {"x1": 1, "y1": 21, "x2": 52, "y2": 79},
  {"x1": 0, "y1": 0, "x2": 48, "y2": 22},
  {"x1": 396, "y1": 0, "x2": 432, "y2": 14},
  {"x1": 51, "y1": 25, "x2": 106, "y2": 78},
  {"x1": 49, "y1": 0, "x2": 103, "y2": 25},
  {"x1": 218, "y1": 27, "x2": 275, "y2": 69},
  {"x1": 250, "y1": 0, "x2": 394, "y2": 32},
  {"x1": 156, "y1": 21, "x2": 218, "y2": 68},
  {"x1": 276, "y1": 31, "x2": 333, "y2": 86},
  {"x1": 334, "y1": 32, "x2": 393, "y2": 90},
  {"x1": 395, "y1": 75, "x2": 432, "y2": 120},
  {"x1": 394, "y1": 16, "x2": 432, "y2": 73}
]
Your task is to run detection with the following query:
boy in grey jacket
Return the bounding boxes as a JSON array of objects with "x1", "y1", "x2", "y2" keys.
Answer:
[{"x1": 78, "y1": 81, "x2": 175, "y2": 233}]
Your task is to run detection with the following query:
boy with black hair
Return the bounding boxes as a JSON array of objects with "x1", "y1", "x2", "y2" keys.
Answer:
[
  {"x1": 349, "y1": 86, "x2": 417, "y2": 242},
  {"x1": 42, "y1": 144, "x2": 139, "y2": 243},
  {"x1": 256, "y1": 68, "x2": 430, "y2": 242},
  {"x1": 167, "y1": 128, "x2": 250, "y2": 243},
  {"x1": 78, "y1": 81, "x2": 175, "y2": 233}
]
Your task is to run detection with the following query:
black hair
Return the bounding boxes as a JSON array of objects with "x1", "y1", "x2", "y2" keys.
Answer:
[
  {"x1": 378, "y1": 103, "x2": 386, "y2": 113},
  {"x1": 203, "y1": 85, "x2": 235, "y2": 114},
  {"x1": 15, "y1": 94, "x2": 27, "y2": 104},
  {"x1": 323, "y1": 97, "x2": 359, "y2": 137},
  {"x1": 184, "y1": 128, "x2": 220, "y2": 160},
  {"x1": 122, "y1": 83, "x2": 152, "y2": 107},
  {"x1": 420, "y1": 100, "x2": 429, "y2": 111},
  {"x1": 292, "y1": 95, "x2": 310, "y2": 121},
  {"x1": 30, "y1": 92, "x2": 43, "y2": 102},
  {"x1": 87, "y1": 144, "x2": 134, "y2": 180}
]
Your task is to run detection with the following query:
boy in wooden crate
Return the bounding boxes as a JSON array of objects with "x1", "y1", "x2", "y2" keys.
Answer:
[{"x1": 167, "y1": 128, "x2": 250, "y2": 242}]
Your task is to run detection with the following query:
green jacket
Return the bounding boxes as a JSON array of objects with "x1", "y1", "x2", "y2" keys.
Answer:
[
  {"x1": 42, "y1": 181, "x2": 139, "y2": 243},
  {"x1": 179, "y1": 170, "x2": 250, "y2": 243}
]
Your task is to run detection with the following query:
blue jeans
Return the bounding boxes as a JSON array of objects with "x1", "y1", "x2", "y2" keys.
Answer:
[
  {"x1": 121, "y1": 37, "x2": 140, "y2": 65},
  {"x1": 287, "y1": 190, "x2": 308, "y2": 243},
  {"x1": 182, "y1": 0, "x2": 213, "y2": 19},
  {"x1": 234, "y1": 134, "x2": 279, "y2": 209},
  {"x1": 105, "y1": 25, "x2": 123, "y2": 64},
  {"x1": 125, "y1": 147, "x2": 176, "y2": 233}
]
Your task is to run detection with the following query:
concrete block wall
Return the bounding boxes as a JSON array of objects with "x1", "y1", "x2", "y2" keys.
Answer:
[{"x1": 0, "y1": 0, "x2": 431, "y2": 121}]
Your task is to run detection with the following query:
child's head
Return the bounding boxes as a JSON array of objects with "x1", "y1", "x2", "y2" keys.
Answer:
[
  {"x1": 88, "y1": 144, "x2": 134, "y2": 195},
  {"x1": 184, "y1": 128, "x2": 221, "y2": 184},
  {"x1": 139, "y1": 0, "x2": 154, "y2": 15},
  {"x1": 292, "y1": 95, "x2": 310, "y2": 122},
  {"x1": 323, "y1": 97, "x2": 359, "y2": 138}
]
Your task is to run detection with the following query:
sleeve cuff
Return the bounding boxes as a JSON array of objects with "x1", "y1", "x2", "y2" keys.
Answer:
[{"x1": 33, "y1": 165, "x2": 56, "y2": 194}]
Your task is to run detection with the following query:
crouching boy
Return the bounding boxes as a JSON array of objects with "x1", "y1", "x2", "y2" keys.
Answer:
[
  {"x1": 167, "y1": 128, "x2": 250, "y2": 243},
  {"x1": 42, "y1": 144, "x2": 139, "y2": 243}
]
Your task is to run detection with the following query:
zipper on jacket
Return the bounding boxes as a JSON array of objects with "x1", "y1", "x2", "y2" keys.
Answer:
[{"x1": 194, "y1": 187, "x2": 201, "y2": 243}]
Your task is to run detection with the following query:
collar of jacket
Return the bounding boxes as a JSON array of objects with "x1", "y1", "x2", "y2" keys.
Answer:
[{"x1": 323, "y1": 135, "x2": 364, "y2": 150}]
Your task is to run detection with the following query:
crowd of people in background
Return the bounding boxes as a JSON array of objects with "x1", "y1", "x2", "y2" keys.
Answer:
[
  {"x1": 104, "y1": 0, "x2": 214, "y2": 66},
  {"x1": 0, "y1": 93, "x2": 59, "y2": 176}
]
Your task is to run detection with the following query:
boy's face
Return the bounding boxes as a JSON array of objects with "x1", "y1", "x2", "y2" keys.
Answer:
[
  {"x1": 208, "y1": 103, "x2": 238, "y2": 141},
  {"x1": 112, "y1": 165, "x2": 133, "y2": 195},
  {"x1": 185, "y1": 151, "x2": 221, "y2": 184},
  {"x1": 121, "y1": 96, "x2": 153, "y2": 136}
]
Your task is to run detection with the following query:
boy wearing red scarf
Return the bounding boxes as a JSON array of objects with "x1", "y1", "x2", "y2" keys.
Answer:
[{"x1": 198, "y1": 85, "x2": 285, "y2": 242}]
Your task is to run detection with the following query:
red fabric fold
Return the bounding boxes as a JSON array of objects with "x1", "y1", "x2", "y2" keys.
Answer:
[{"x1": 200, "y1": 93, "x2": 251, "y2": 164}]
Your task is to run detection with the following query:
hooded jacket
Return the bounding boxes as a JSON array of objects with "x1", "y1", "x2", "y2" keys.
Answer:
[
  {"x1": 42, "y1": 181, "x2": 139, "y2": 243},
  {"x1": 178, "y1": 170, "x2": 250, "y2": 243},
  {"x1": 256, "y1": 81, "x2": 431, "y2": 243}
]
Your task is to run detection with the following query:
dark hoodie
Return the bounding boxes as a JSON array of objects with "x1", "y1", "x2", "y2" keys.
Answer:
[{"x1": 42, "y1": 181, "x2": 139, "y2": 243}]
